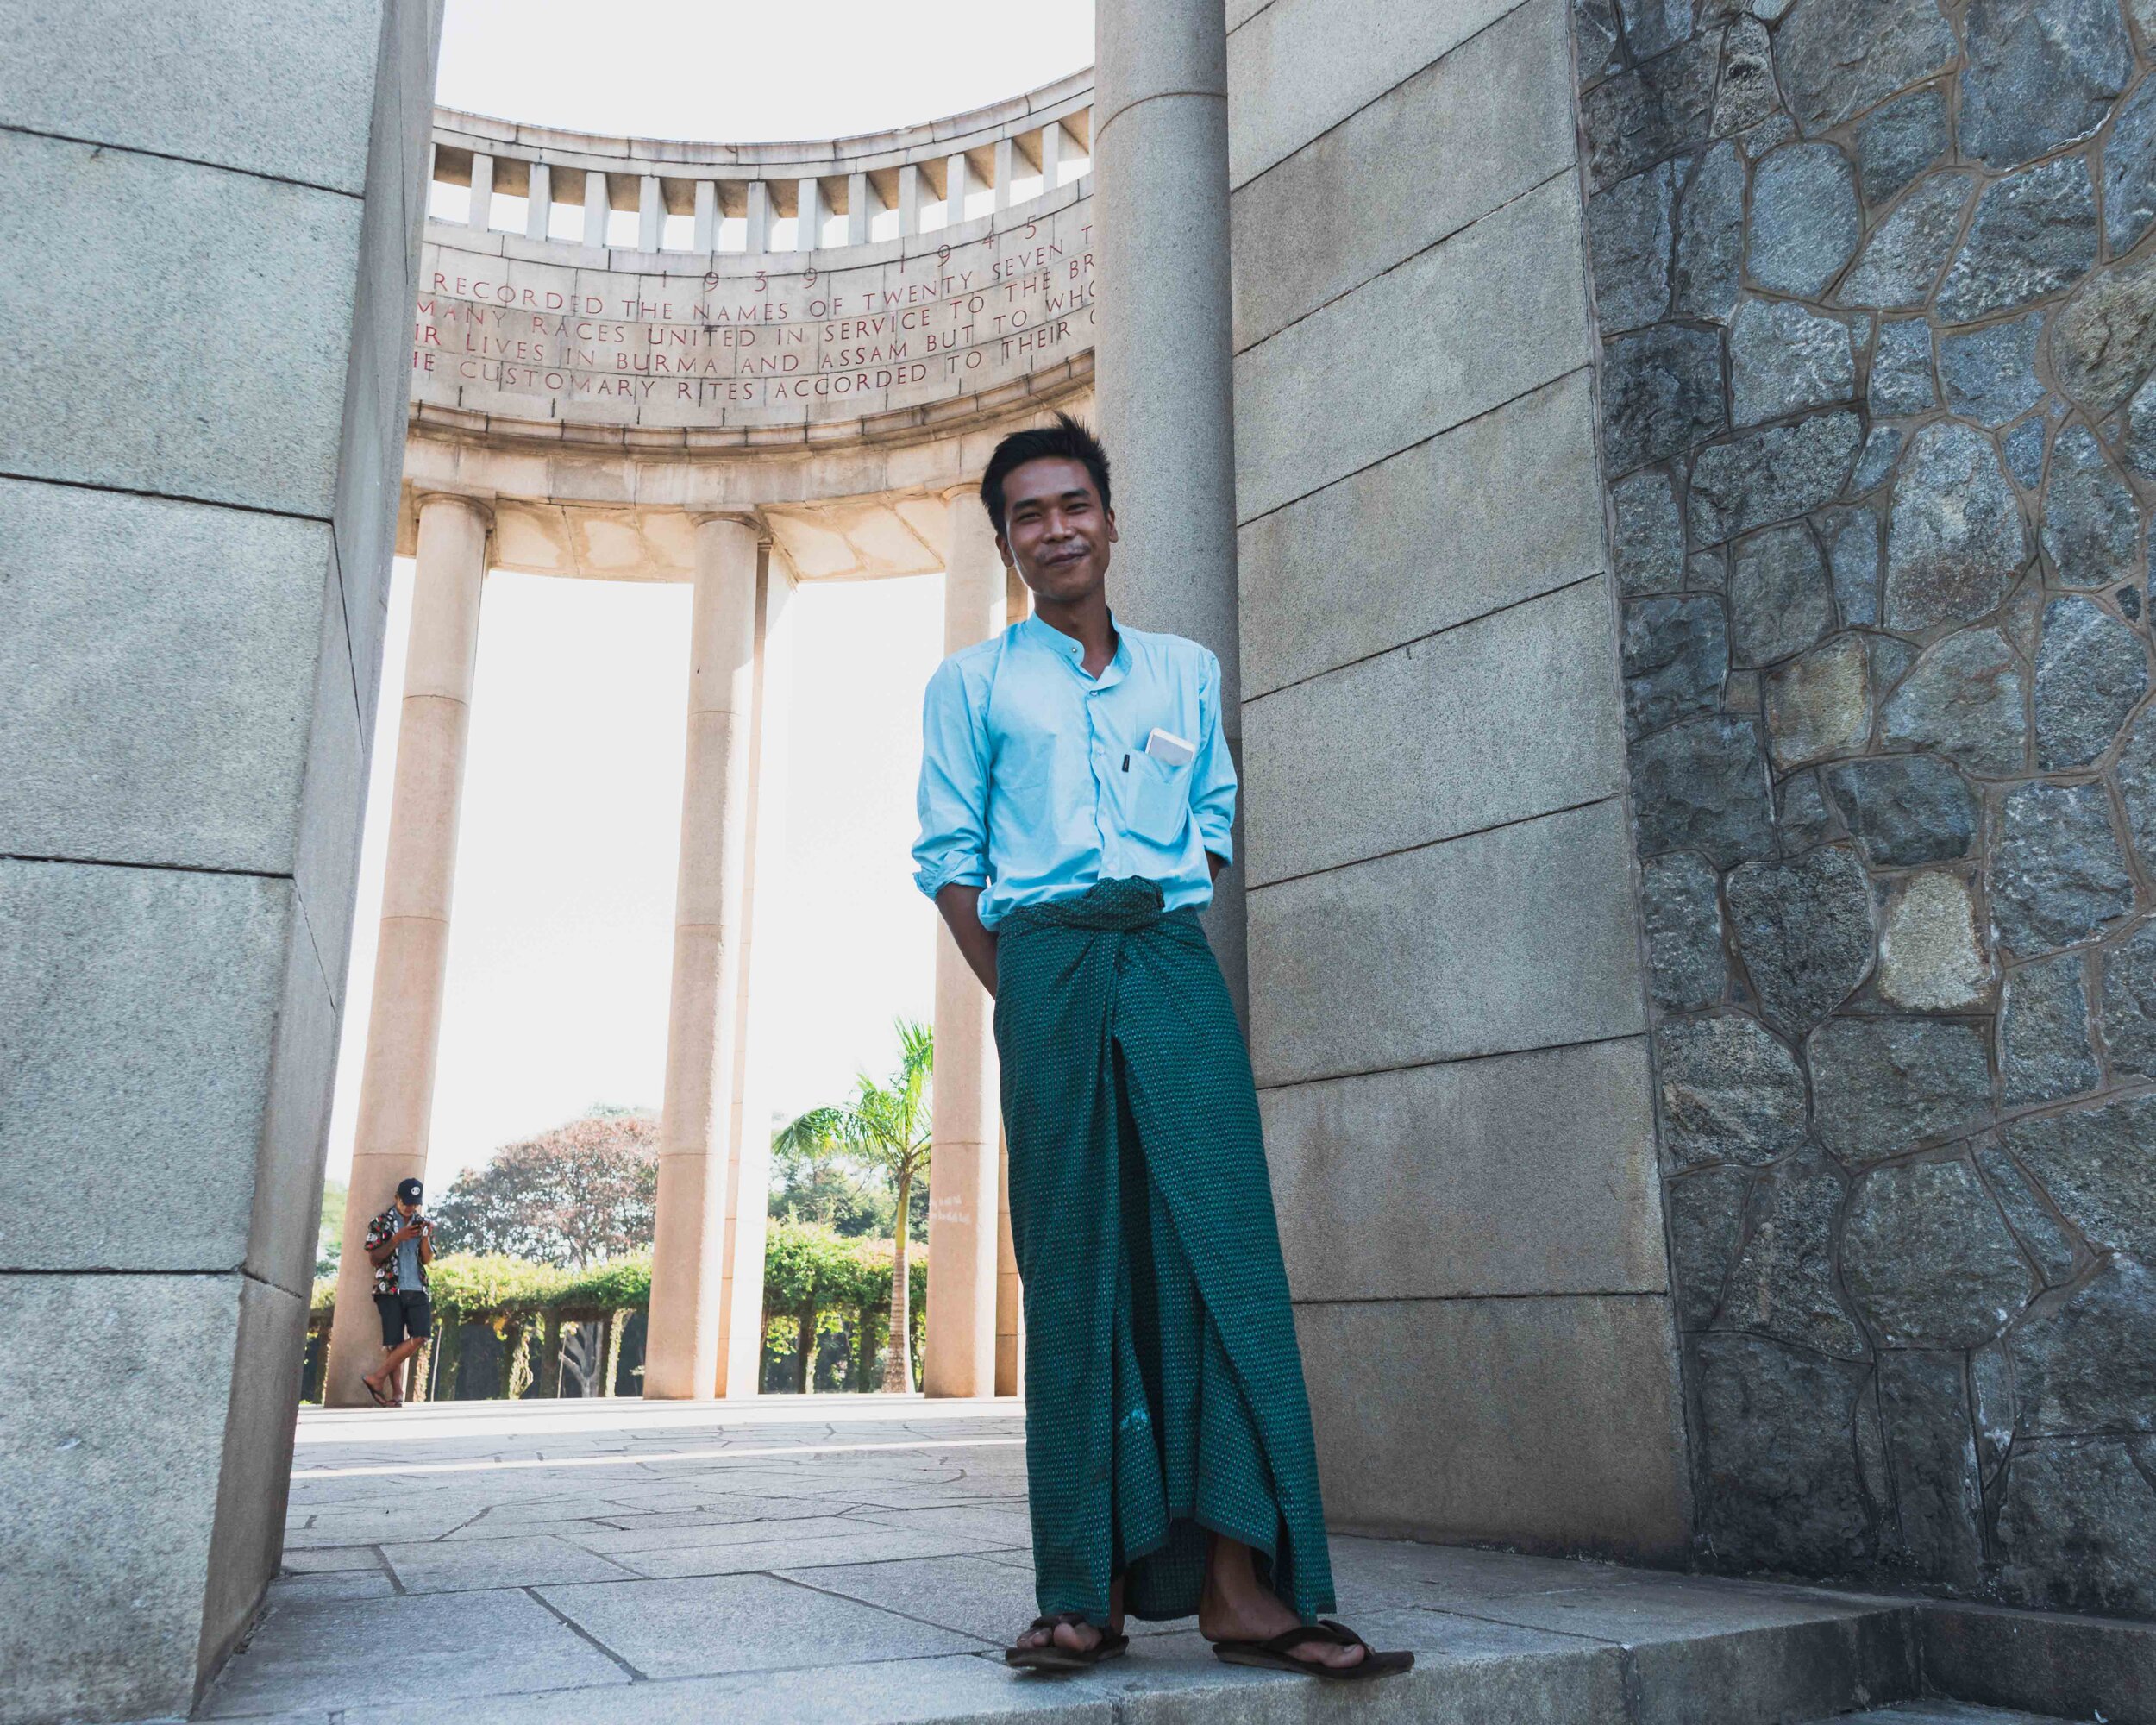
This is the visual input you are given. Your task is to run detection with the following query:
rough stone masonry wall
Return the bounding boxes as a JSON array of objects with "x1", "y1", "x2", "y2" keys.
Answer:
[{"x1": 1574, "y1": 0, "x2": 2156, "y2": 1615}]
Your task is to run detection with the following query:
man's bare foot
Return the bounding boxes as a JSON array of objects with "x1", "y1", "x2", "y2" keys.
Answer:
[
  {"x1": 1012, "y1": 1581, "x2": 1124, "y2": 1654},
  {"x1": 1199, "y1": 1535, "x2": 1366, "y2": 1671},
  {"x1": 1012, "y1": 1616, "x2": 1116, "y2": 1654}
]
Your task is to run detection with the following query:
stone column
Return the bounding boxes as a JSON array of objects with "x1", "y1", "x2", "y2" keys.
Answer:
[
  {"x1": 467, "y1": 151, "x2": 492, "y2": 230},
  {"x1": 0, "y1": 9, "x2": 442, "y2": 1705},
  {"x1": 645, "y1": 514, "x2": 761, "y2": 1400},
  {"x1": 923, "y1": 486, "x2": 1006, "y2": 1398},
  {"x1": 525, "y1": 162, "x2": 552, "y2": 242},
  {"x1": 993, "y1": 137, "x2": 1016, "y2": 210},
  {"x1": 999, "y1": 543, "x2": 1029, "y2": 1396},
  {"x1": 1094, "y1": 0, "x2": 1246, "y2": 1015},
  {"x1": 693, "y1": 179, "x2": 718, "y2": 253},
  {"x1": 324, "y1": 491, "x2": 491, "y2": 1408},
  {"x1": 899, "y1": 163, "x2": 923, "y2": 235},
  {"x1": 996, "y1": 1130, "x2": 1023, "y2": 1396},
  {"x1": 846, "y1": 170, "x2": 871, "y2": 245},
  {"x1": 638, "y1": 174, "x2": 663, "y2": 253},
  {"x1": 715, "y1": 551, "x2": 796, "y2": 1398},
  {"x1": 583, "y1": 168, "x2": 610, "y2": 248}
]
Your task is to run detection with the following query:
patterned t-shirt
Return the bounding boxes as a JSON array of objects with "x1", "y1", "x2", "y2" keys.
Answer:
[{"x1": 364, "y1": 1207, "x2": 429, "y2": 1295}]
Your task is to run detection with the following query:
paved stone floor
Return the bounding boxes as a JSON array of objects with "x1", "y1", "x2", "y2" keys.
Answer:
[{"x1": 203, "y1": 1398, "x2": 2075, "y2": 1724}]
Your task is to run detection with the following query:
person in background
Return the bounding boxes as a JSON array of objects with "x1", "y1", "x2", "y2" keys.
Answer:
[
  {"x1": 912, "y1": 415, "x2": 1410, "y2": 1682},
  {"x1": 360, "y1": 1176, "x2": 434, "y2": 1408}
]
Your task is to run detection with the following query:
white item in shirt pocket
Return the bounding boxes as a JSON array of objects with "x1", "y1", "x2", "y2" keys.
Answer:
[{"x1": 1144, "y1": 726, "x2": 1198, "y2": 767}]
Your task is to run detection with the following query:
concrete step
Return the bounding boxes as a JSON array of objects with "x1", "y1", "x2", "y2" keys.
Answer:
[
  {"x1": 224, "y1": 1406, "x2": 2153, "y2": 1725},
  {"x1": 1806, "y1": 1707, "x2": 2080, "y2": 1724},
  {"x1": 206, "y1": 1545, "x2": 2099, "y2": 1725}
]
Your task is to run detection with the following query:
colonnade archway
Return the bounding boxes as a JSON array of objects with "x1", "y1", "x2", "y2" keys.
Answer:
[{"x1": 323, "y1": 77, "x2": 1100, "y2": 1407}]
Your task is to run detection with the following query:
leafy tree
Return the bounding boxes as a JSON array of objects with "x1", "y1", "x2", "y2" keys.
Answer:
[
  {"x1": 770, "y1": 1109, "x2": 896, "y2": 1237},
  {"x1": 432, "y1": 1110, "x2": 659, "y2": 1268},
  {"x1": 761, "y1": 1221, "x2": 866, "y2": 1391},
  {"x1": 774, "y1": 1019, "x2": 933, "y2": 1392},
  {"x1": 316, "y1": 1178, "x2": 347, "y2": 1277}
]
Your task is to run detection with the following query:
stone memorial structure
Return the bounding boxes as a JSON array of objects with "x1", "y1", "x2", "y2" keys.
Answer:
[
  {"x1": 5, "y1": 0, "x2": 2156, "y2": 1719},
  {"x1": 323, "y1": 72, "x2": 1100, "y2": 1417}
]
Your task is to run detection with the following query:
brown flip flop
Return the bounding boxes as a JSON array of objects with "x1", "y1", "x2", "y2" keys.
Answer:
[
  {"x1": 1211, "y1": 1618, "x2": 1415, "y2": 1680},
  {"x1": 1004, "y1": 1610, "x2": 1130, "y2": 1671}
]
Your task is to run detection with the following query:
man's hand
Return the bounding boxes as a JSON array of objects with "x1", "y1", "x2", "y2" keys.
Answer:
[{"x1": 935, "y1": 884, "x2": 1000, "y2": 997}]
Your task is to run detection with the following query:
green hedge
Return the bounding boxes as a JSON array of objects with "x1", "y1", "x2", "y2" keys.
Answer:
[{"x1": 309, "y1": 1220, "x2": 924, "y2": 1327}]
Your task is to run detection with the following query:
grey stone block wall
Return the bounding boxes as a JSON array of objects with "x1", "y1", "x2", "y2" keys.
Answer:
[
  {"x1": 1231, "y1": 0, "x2": 1694, "y2": 1558},
  {"x1": 0, "y1": 4, "x2": 442, "y2": 1721},
  {"x1": 1575, "y1": 0, "x2": 2156, "y2": 1617}
]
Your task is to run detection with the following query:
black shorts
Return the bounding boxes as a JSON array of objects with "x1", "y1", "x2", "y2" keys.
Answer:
[{"x1": 374, "y1": 1289, "x2": 432, "y2": 1347}]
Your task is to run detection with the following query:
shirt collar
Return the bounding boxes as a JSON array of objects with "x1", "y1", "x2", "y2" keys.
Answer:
[{"x1": 1018, "y1": 612, "x2": 1131, "y2": 687}]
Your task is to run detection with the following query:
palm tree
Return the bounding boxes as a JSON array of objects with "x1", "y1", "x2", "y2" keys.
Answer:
[{"x1": 774, "y1": 1019, "x2": 933, "y2": 1392}]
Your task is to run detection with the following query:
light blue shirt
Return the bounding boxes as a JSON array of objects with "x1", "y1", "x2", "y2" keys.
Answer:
[{"x1": 912, "y1": 612, "x2": 1237, "y2": 929}]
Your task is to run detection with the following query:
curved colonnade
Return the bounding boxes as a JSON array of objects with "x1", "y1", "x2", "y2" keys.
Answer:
[{"x1": 328, "y1": 78, "x2": 1106, "y2": 1407}]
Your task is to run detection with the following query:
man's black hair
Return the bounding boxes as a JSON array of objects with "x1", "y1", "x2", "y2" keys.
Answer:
[{"x1": 979, "y1": 412, "x2": 1112, "y2": 536}]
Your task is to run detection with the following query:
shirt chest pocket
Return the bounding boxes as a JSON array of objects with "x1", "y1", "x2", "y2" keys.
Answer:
[{"x1": 1125, "y1": 751, "x2": 1192, "y2": 844}]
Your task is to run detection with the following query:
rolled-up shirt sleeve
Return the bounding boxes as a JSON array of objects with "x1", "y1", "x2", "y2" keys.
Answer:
[
  {"x1": 1192, "y1": 648, "x2": 1238, "y2": 863},
  {"x1": 912, "y1": 655, "x2": 992, "y2": 899}
]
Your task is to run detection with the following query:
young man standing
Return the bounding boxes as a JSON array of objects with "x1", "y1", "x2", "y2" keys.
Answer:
[
  {"x1": 359, "y1": 1176, "x2": 434, "y2": 1408},
  {"x1": 912, "y1": 415, "x2": 1408, "y2": 1681}
]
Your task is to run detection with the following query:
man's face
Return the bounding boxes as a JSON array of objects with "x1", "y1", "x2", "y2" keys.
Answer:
[
  {"x1": 396, "y1": 1197, "x2": 417, "y2": 1217},
  {"x1": 996, "y1": 456, "x2": 1116, "y2": 607}
]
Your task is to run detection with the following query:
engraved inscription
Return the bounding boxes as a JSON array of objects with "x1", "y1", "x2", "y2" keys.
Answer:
[{"x1": 411, "y1": 197, "x2": 1096, "y2": 430}]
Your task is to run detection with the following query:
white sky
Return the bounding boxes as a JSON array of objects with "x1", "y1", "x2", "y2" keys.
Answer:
[
  {"x1": 433, "y1": 0, "x2": 1094, "y2": 140},
  {"x1": 323, "y1": 3, "x2": 1092, "y2": 1186}
]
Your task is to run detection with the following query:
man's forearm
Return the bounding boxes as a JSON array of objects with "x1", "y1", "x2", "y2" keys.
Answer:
[{"x1": 935, "y1": 883, "x2": 1000, "y2": 996}]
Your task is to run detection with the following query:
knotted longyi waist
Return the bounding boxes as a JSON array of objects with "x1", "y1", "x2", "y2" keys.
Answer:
[{"x1": 995, "y1": 876, "x2": 1205, "y2": 938}]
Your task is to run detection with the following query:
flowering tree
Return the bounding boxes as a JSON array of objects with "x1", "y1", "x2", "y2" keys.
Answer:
[
  {"x1": 431, "y1": 1108, "x2": 660, "y2": 1268},
  {"x1": 774, "y1": 1019, "x2": 933, "y2": 1392}
]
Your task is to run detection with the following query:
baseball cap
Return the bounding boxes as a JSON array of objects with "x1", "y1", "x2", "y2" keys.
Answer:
[{"x1": 396, "y1": 1177, "x2": 424, "y2": 1203}]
